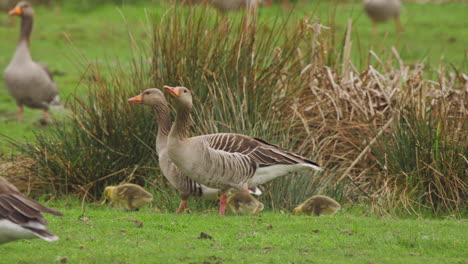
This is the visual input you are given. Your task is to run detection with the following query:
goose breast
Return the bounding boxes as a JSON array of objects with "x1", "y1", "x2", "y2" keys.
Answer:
[
  {"x1": 4, "y1": 60, "x2": 58, "y2": 110},
  {"x1": 363, "y1": 0, "x2": 401, "y2": 22}
]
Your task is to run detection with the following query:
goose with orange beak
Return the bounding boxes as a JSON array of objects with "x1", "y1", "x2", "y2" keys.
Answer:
[
  {"x1": 127, "y1": 88, "x2": 261, "y2": 214},
  {"x1": 4, "y1": 1, "x2": 61, "y2": 123},
  {"x1": 159, "y1": 85, "x2": 322, "y2": 216}
]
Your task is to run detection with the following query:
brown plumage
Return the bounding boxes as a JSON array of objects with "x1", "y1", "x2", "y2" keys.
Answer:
[
  {"x1": 0, "y1": 176, "x2": 63, "y2": 244},
  {"x1": 227, "y1": 192, "x2": 264, "y2": 215},
  {"x1": 293, "y1": 195, "x2": 340, "y2": 216},
  {"x1": 103, "y1": 184, "x2": 153, "y2": 211}
]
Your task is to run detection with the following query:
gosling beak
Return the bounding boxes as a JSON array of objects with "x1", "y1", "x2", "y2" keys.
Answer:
[
  {"x1": 164, "y1": 86, "x2": 180, "y2": 98},
  {"x1": 8, "y1": 7, "x2": 22, "y2": 16},
  {"x1": 128, "y1": 94, "x2": 143, "y2": 104}
]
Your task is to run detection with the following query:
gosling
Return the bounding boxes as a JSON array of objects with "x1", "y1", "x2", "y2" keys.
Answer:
[
  {"x1": 293, "y1": 195, "x2": 340, "y2": 216},
  {"x1": 227, "y1": 192, "x2": 264, "y2": 215},
  {"x1": 103, "y1": 184, "x2": 153, "y2": 211}
]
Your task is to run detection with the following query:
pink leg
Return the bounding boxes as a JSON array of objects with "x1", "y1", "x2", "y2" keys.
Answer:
[
  {"x1": 243, "y1": 190, "x2": 250, "y2": 194},
  {"x1": 43, "y1": 110, "x2": 51, "y2": 124},
  {"x1": 219, "y1": 194, "x2": 228, "y2": 216},
  {"x1": 176, "y1": 200, "x2": 187, "y2": 214},
  {"x1": 17, "y1": 105, "x2": 23, "y2": 122}
]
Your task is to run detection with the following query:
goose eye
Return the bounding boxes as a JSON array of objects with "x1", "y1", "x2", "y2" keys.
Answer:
[
  {"x1": 145, "y1": 91, "x2": 150, "y2": 95},
  {"x1": 183, "y1": 89, "x2": 188, "y2": 93}
]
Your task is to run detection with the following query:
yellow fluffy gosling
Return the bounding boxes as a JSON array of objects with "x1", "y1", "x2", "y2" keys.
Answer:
[
  {"x1": 293, "y1": 195, "x2": 340, "y2": 216},
  {"x1": 227, "y1": 191, "x2": 264, "y2": 215},
  {"x1": 103, "y1": 184, "x2": 153, "y2": 211}
]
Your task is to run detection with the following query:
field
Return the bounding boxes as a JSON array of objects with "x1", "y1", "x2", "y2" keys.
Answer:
[
  {"x1": 0, "y1": 1, "x2": 466, "y2": 263},
  {"x1": 0, "y1": 200, "x2": 467, "y2": 263},
  {"x1": 0, "y1": 1, "x2": 467, "y2": 144}
]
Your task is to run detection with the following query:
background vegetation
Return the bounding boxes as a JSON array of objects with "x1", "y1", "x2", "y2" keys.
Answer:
[{"x1": 0, "y1": 1, "x2": 466, "y2": 217}]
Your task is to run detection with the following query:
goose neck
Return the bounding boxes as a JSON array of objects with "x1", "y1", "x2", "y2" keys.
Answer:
[
  {"x1": 170, "y1": 106, "x2": 191, "y2": 141},
  {"x1": 153, "y1": 104, "x2": 171, "y2": 154},
  {"x1": 19, "y1": 15, "x2": 33, "y2": 46}
]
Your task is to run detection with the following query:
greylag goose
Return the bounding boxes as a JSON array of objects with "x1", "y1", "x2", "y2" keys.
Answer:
[
  {"x1": 363, "y1": 0, "x2": 402, "y2": 36},
  {"x1": 103, "y1": 183, "x2": 153, "y2": 211},
  {"x1": 293, "y1": 195, "x2": 340, "y2": 216},
  {"x1": 128, "y1": 88, "x2": 261, "y2": 214},
  {"x1": 0, "y1": 176, "x2": 63, "y2": 244},
  {"x1": 3, "y1": 1, "x2": 60, "y2": 123},
  {"x1": 162, "y1": 86, "x2": 322, "y2": 215},
  {"x1": 208, "y1": 0, "x2": 263, "y2": 13},
  {"x1": 227, "y1": 191, "x2": 264, "y2": 215}
]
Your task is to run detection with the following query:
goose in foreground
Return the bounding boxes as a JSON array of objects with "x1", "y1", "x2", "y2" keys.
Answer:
[
  {"x1": 363, "y1": 0, "x2": 402, "y2": 37},
  {"x1": 161, "y1": 86, "x2": 322, "y2": 215},
  {"x1": 0, "y1": 176, "x2": 63, "y2": 244},
  {"x1": 103, "y1": 183, "x2": 153, "y2": 211},
  {"x1": 128, "y1": 88, "x2": 261, "y2": 214},
  {"x1": 293, "y1": 195, "x2": 340, "y2": 216},
  {"x1": 4, "y1": 1, "x2": 60, "y2": 123},
  {"x1": 227, "y1": 191, "x2": 264, "y2": 215}
]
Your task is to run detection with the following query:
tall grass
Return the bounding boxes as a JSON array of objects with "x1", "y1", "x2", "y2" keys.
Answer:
[
  {"x1": 370, "y1": 75, "x2": 467, "y2": 216},
  {"x1": 4, "y1": 4, "x2": 466, "y2": 216}
]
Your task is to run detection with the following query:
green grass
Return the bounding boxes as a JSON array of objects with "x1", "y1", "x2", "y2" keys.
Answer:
[
  {"x1": 1, "y1": 200, "x2": 467, "y2": 263},
  {"x1": 0, "y1": 1, "x2": 467, "y2": 147}
]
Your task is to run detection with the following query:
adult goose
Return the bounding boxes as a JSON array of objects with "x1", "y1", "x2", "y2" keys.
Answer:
[
  {"x1": 0, "y1": 176, "x2": 63, "y2": 244},
  {"x1": 128, "y1": 88, "x2": 261, "y2": 214},
  {"x1": 161, "y1": 86, "x2": 322, "y2": 215},
  {"x1": 363, "y1": 0, "x2": 402, "y2": 37},
  {"x1": 208, "y1": 0, "x2": 263, "y2": 13},
  {"x1": 4, "y1": 1, "x2": 60, "y2": 123}
]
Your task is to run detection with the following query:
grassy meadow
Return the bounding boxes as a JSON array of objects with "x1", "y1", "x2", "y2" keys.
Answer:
[
  {"x1": 0, "y1": 1, "x2": 466, "y2": 263},
  {"x1": 0, "y1": 200, "x2": 467, "y2": 263}
]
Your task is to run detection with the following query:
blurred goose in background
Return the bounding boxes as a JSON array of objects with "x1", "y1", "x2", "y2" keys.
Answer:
[
  {"x1": 3, "y1": 1, "x2": 60, "y2": 123},
  {"x1": 363, "y1": 0, "x2": 402, "y2": 37},
  {"x1": 0, "y1": 176, "x2": 63, "y2": 244},
  {"x1": 103, "y1": 183, "x2": 153, "y2": 211},
  {"x1": 128, "y1": 88, "x2": 261, "y2": 214},
  {"x1": 227, "y1": 191, "x2": 264, "y2": 215},
  {"x1": 208, "y1": 0, "x2": 264, "y2": 13},
  {"x1": 161, "y1": 86, "x2": 322, "y2": 216},
  {"x1": 293, "y1": 195, "x2": 340, "y2": 216}
]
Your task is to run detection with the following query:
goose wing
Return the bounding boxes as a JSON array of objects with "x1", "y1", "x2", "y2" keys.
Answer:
[
  {"x1": 199, "y1": 133, "x2": 321, "y2": 169},
  {"x1": 0, "y1": 194, "x2": 62, "y2": 225}
]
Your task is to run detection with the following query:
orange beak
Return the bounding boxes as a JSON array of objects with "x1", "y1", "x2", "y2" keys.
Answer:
[
  {"x1": 164, "y1": 86, "x2": 180, "y2": 98},
  {"x1": 128, "y1": 94, "x2": 143, "y2": 104},
  {"x1": 8, "y1": 7, "x2": 22, "y2": 16}
]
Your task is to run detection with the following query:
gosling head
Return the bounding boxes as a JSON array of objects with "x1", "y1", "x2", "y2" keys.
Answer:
[
  {"x1": 163, "y1": 86, "x2": 193, "y2": 111},
  {"x1": 9, "y1": 1, "x2": 34, "y2": 18},
  {"x1": 103, "y1": 186, "x2": 116, "y2": 200},
  {"x1": 292, "y1": 207, "x2": 302, "y2": 215}
]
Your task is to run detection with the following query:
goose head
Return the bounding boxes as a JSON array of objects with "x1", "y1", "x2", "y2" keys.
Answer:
[
  {"x1": 163, "y1": 86, "x2": 193, "y2": 111},
  {"x1": 9, "y1": 1, "x2": 34, "y2": 17},
  {"x1": 128, "y1": 88, "x2": 168, "y2": 106}
]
